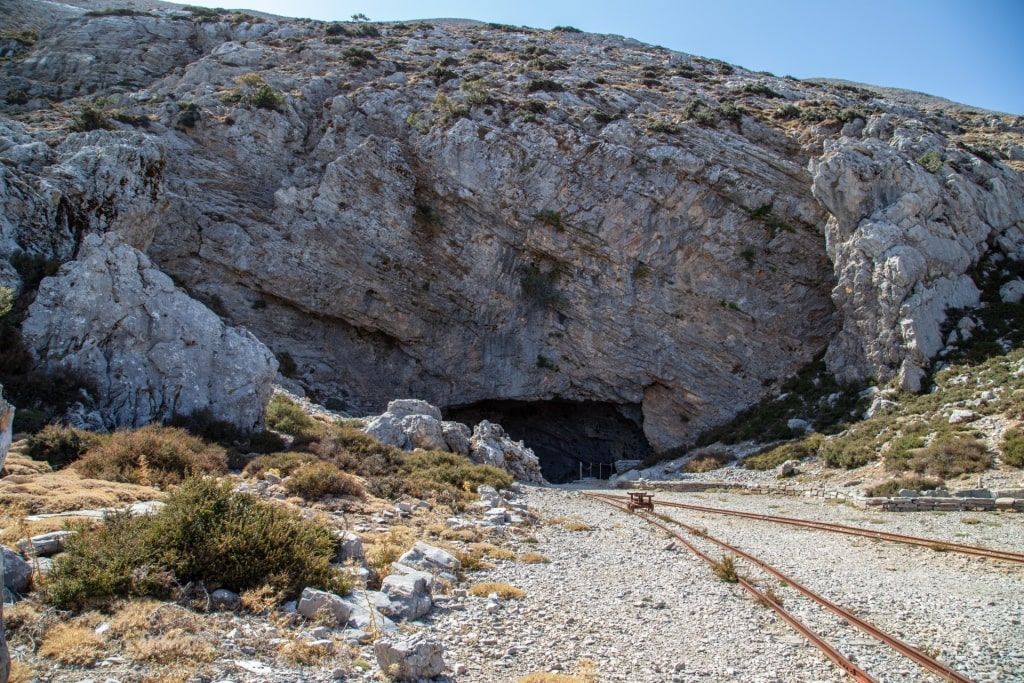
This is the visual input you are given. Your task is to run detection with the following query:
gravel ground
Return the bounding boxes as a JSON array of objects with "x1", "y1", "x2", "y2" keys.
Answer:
[{"x1": 416, "y1": 483, "x2": 1024, "y2": 683}]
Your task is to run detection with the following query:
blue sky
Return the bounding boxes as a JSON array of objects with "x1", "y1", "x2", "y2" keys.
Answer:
[{"x1": 177, "y1": 0, "x2": 1024, "y2": 114}]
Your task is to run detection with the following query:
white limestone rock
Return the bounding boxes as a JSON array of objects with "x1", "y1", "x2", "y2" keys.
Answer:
[{"x1": 21, "y1": 233, "x2": 278, "y2": 431}]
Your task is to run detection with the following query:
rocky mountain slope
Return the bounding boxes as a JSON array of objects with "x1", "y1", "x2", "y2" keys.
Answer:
[{"x1": 1, "y1": 0, "x2": 1023, "y2": 476}]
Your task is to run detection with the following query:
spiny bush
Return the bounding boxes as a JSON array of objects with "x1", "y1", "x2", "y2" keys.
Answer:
[
  {"x1": 44, "y1": 478, "x2": 348, "y2": 609},
  {"x1": 889, "y1": 435, "x2": 992, "y2": 479},
  {"x1": 74, "y1": 425, "x2": 227, "y2": 488},
  {"x1": 1001, "y1": 425, "x2": 1024, "y2": 467},
  {"x1": 864, "y1": 476, "x2": 944, "y2": 497},
  {"x1": 24, "y1": 425, "x2": 105, "y2": 470},
  {"x1": 284, "y1": 461, "x2": 365, "y2": 500}
]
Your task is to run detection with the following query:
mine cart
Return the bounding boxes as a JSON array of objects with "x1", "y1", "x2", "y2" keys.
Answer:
[{"x1": 628, "y1": 491, "x2": 654, "y2": 512}]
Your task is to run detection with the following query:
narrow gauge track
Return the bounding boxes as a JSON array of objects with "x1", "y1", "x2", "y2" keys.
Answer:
[
  {"x1": 614, "y1": 495, "x2": 1024, "y2": 565},
  {"x1": 586, "y1": 492, "x2": 976, "y2": 683}
]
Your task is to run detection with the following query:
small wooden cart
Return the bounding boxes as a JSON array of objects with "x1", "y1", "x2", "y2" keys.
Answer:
[{"x1": 627, "y1": 490, "x2": 654, "y2": 512}]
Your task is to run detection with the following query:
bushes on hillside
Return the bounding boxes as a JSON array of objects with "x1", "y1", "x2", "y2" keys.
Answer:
[
  {"x1": 864, "y1": 476, "x2": 944, "y2": 497},
  {"x1": 283, "y1": 461, "x2": 365, "y2": 500},
  {"x1": 74, "y1": 425, "x2": 227, "y2": 488},
  {"x1": 1000, "y1": 426, "x2": 1024, "y2": 468},
  {"x1": 885, "y1": 434, "x2": 992, "y2": 478},
  {"x1": 24, "y1": 425, "x2": 105, "y2": 470},
  {"x1": 743, "y1": 434, "x2": 823, "y2": 470},
  {"x1": 44, "y1": 478, "x2": 348, "y2": 609}
]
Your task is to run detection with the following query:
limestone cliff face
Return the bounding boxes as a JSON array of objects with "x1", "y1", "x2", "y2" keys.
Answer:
[{"x1": 1, "y1": 1, "x2": 1022, "y2": 452}]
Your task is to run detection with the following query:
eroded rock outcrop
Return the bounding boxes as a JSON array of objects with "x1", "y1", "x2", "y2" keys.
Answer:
[
  {"x1": 21, "y1": 233, "x2": 277, "y2": 430},
  {"x1": 362, "y1": 399, "x2": 545, "y2": 483},
  {"x1": 812, "y1": 131, "x2": 1024, "y2": 391},
  {"x1": 1, "y1": 3, "x2": 1022, "y2": 451}
]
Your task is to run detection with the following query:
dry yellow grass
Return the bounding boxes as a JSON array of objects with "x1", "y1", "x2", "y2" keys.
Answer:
[
  {"x1": 0, "y1": 469, "x2": 162, "y2": 514},
  {"x1": 277, "y1": 636, "x2": 335, "y2": 665},
  {"x1": 468, "y1": 582, "x2": 525, "y2": 599},
  {"x1": 38, "y1": 623, "x2": 106, "y2": 665},
  {"x1": 519, "y1": 551, "x2": 550, "y2": 564},
  {"x1": 2, "y1": 451, "x2": 51, "y2": 476},
  {"x1": 468, "y1": 542, "x2": 515, "y2": 560},
  {"x1": 562, "y1": 521, "x2": 593, "y2": 532},
  {"x1": 8, "y1": 661, "x2": 34, "y2": 683}
]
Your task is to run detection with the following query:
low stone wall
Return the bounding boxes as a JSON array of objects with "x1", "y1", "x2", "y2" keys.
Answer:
[
  {"x1": 861, "y1": 496, "x2": 1024, "y2": 512},
  {"x1": 623, "y1": 480, "x2": 1024, "y2": 512}
]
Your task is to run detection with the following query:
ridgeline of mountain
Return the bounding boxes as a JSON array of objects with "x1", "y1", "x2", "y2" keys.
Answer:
[{"x1": 1, "y1": 0, "x2": 1023, "y2": 471}]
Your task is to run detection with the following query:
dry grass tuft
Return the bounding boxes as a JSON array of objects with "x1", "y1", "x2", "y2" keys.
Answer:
[
  {"x1": 562, "y1": 521, "x2": 593, "y2": 532},
  {"x1": 240, "y1": 584, "x2": 283, "y2": 615},
  {"x1": 519, "y1": 551, "x2": 550, "y2": 564},
  {"x1": 468, "y1": 542, "x2": 515, "y2": 560},
  {"x1": 38, "y1": 622, "x2": 106, "y2": 665},
  {"x1": 277, "y1": 636, "x2": 335, "y2": 665},
  {"x1": 468, "y1": 581, "x2": 525, "y2": 599},
  {"x1": 8, "y1": 661, "x2": 33, "y2": 683}
]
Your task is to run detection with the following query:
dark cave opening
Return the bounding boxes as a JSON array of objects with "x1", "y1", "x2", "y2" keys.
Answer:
[{"x1": 444, "y1": 399, "x2": 653, "y2": 484}]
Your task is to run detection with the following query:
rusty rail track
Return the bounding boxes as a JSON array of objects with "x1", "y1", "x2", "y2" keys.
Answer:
[
  {"x1": 619, "y1": 496, "x2": 1024, "y2": 565},
  {"x1": 586, "y1": 492, "x2": 976, "y2": 683}
]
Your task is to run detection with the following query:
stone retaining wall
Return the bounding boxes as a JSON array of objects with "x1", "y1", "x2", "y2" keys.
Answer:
[{"x1": 624, "y1": 480, "x2": 1024, "y2": 512}]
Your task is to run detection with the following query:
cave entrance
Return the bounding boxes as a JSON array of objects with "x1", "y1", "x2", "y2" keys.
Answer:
[{"x1": 444, "y1": 399, "x2": 652, "y2": 484}]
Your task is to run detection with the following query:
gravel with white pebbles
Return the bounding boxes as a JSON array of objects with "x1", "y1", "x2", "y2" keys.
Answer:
[{"x1": 420, "y1": 485, "x2": 1024, "y2": 683}]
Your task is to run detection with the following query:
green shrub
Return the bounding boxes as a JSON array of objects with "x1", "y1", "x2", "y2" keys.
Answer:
[
  {"x1": 4, "y1": 90, "x2": 28, "y2": 106},
  {"x1": 1000, "y1": 426, "x2": 1024, "y2": 467},
  {"x1": 741, "y1": 83, "x2": 783, "y2": 98},
  {"x1": 819, "y1": 437, "x2": 877, "y2": 469},
  {"x1": 401, "y1": 450, "x2": 513, "y2": 493},
  {"x1": 265, "y1": 394, "x2": 318, "y2": 437},
  {"x1": 918, "y1": 151, "x2": 943, "y2": 173},
  {"x1": 176, "y1": 101, "x2": 200, "y2": 127},
  {"x1": 533, "y1": 210, "x2": 563, "y2": 230},
  {"x1": 682, "y1": 100, "x2": 716, "y2": 126},
  {"x1": 44, "y1": 478, "x2": 348, "y2": 609},
  {"x1": 342, "y1": 47, "x2": 376, "y2": 67},
  {"x1": 70, "y1": 104, "x2": 111, "y2": 132},
  {"x1": 896, "y1": 436, "x2": 992, "y2": 478},
  {"x1": 526, "y1": 79, "x2": 563, "y2": 93},
  {"x1": 864, "y1": 476, "x2": 944, "y2": 497},
  {"x1": 246, "y1": 84, "x2": 286, "y2": 110},
  {"x1": 243, "y1": 451, "x2": 317, "y2": 478},
  {"x1": 284, "y1": 461, "x2": 365, "y2": 499},
  {"x1": 24, "y1": 425, "x2": 105, "y2": 470},
  {"x1": 74, "y1": 425, "x2": 227, "y2": 488},
  {"x1": 774, "y1": 103, "x2": 801, "y2": 120}
]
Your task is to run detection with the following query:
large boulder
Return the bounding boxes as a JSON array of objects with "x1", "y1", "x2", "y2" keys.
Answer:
[
  {"x1": 380, "y1": 564, "x2": 434, "y2": 620},
  {"x1": 469, "y1": 421, "x2": 545, "y2": 484},
  {"x1": 363, "y1": 399, "x2": 447, "y2": 451},
  {"x1": 397, "y1": 542, "x2": 461, "y2": 576},
  {"x1": 373, "y1": 635, "x2": 446, "y2": 681},
  {"x1": 21, "y1": 233, "x2": 278, "y2": 431}
]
